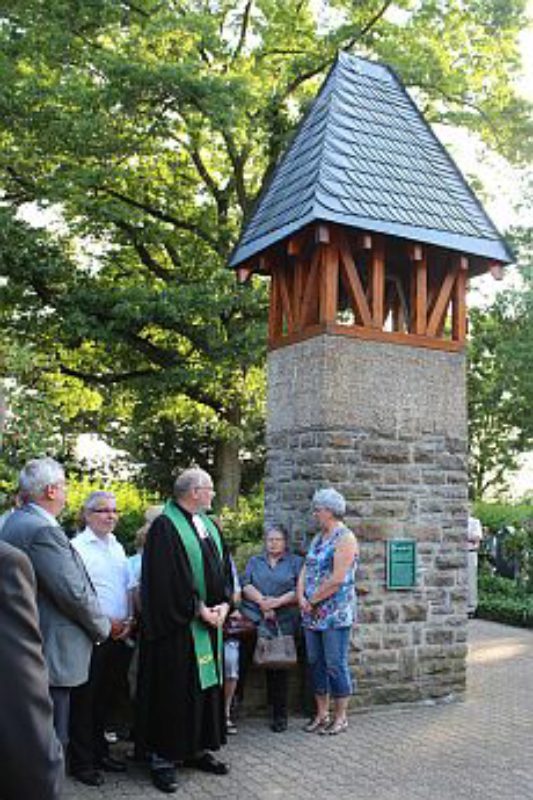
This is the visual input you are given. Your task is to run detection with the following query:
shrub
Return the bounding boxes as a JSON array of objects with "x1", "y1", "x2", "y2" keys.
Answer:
[
  {"x1": 477, "y1": 593, "x2": 533, "y2": 627},
  {"x1": 478, "y1": 570, "x2": 533, "y2": 628},
  {"x1": 474, "y1": 500, "x2": 533, "y2": 532},
  {"x1": 219, "y1": 491, "x2": 264, "y2": 570},
  {"x1": 61, "y1": 477, "x2": 159, "y2": 552}
]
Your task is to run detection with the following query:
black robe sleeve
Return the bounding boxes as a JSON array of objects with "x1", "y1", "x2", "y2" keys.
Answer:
[{"x1": 141, "y1": 514, "x2": 198, "y2": 640}]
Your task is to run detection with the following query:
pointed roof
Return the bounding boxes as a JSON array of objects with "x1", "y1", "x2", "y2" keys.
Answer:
[{"x1": 229, "y1": 52, "x2": 512, "y2": 268}]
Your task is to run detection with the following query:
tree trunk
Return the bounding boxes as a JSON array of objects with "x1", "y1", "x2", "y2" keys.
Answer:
[{"x1": 213, "y1": 402, "x2": 242, "y2": 509}]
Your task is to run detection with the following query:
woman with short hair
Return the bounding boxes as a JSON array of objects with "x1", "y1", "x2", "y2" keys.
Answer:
[
  {"x1": 297, "y1": 488, "x2": 359, "y2": 735},
  {"x1": 242, "y1": 525, "x2": 303, "y2": 732}
]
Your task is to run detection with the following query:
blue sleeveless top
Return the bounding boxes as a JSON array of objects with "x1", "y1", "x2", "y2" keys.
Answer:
[{"x1": 302, "y1": 526, "x2": 357, "y2": 631}]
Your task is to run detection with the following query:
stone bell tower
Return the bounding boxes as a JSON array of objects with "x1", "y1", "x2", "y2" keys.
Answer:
[{"x1": 229, "y1": 53, "x2": 512, "y2": 705}]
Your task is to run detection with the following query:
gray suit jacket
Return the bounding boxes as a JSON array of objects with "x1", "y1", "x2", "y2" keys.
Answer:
[
  {"x1": 0, "y1": 540, "x2": 64, "y2": 800},
  {"x1": 1, "y1": 505, "x2": 110, "y2": 687}
]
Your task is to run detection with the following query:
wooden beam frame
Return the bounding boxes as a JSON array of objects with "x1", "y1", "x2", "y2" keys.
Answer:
[
  {"x1": 319, "y1": 244, "x2": 339, "y2": 325},
  {"x1": 337, "y1": 234, "x2": 372, "y2": 327},
  {"x1": 370, "y1": 236, "x2": 385, "y2": 328},
  {"x1": 300, "y1": 247, "x2": 321, "y2": 328},
  {"x1": 426, "y1": 264, "x2": 458, "y2": 338},
  {"x1": 268, "y1": 323, "x2": 463, "y2": 353},
  {"x1": 410, "y1": 246, "x2": 427, "y2": 336},
  {"x1": 292, "y1": 258, "x2": 305, "y2": 330},
  {"x1": 268, "y1": 266, "x2": 283, "y2": 342},
  {"x1": 266, "y1": 229, "x2": 470, "y2": 352},
  {"x1": 452, "y1": 256, "x2": 467, "y2": 343},
  {"x1": 278, "y1": 268, "x2": 294, "y2": 334}
]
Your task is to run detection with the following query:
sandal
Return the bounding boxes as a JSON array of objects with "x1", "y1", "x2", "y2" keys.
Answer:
[
  {"x1": 322, "y1": 718, "x2": 348, "y2": 736},
  {"x1": 226, "y1": 718, "x2": 238, "y2": 735},
  {"x1": 303, "y1": 716, "x2": 330, "y2": 733}
]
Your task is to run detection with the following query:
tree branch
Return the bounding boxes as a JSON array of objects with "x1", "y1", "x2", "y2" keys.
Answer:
[
  {"x1": 232, "y1": 0, "x2": 253, "y2": 61},
  {"x1": 123, "y1": 1, "x2": 151, "y2": 17},
  {"x1": 59, "y1": 364, "x2": 160, "y2": 385},
  {"x1": 114, "y1": 220, "x2": 172, "y2": 280},
  {"x1": 186, "y1": 144, "x2": 223, "y2": 203},
  {"x1": 357, "y1": 0, "x2": 393, "y2": 39},
  {"x1": 408, "y1": 82, "x2": 504, "y2": 148},
  {"x1": 163, "y1": 241, "x2": 182, "y2": 270},
  {"x1": 104, "y1": 188, "x2": 224, "y2": 255},
  {"x1": 220, "y1": 131, "x2": 250, "y2": 215},
  {"x1": 59, "y1": 361, "x2": 223, "y2": 412}
]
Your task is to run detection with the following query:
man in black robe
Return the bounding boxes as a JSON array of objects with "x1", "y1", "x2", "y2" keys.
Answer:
[{"x1": 139, "y1": 467, "x2": 232, "y2": 794}]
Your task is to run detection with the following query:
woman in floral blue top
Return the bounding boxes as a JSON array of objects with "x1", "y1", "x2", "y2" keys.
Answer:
[{"x1": 297, "y1": 488, "x2": 359, "y2": 736}]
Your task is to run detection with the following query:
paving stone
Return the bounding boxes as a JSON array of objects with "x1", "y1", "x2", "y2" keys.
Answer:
[{"x1": 63, "y1": 620, "x2": 533, "y2": 799}]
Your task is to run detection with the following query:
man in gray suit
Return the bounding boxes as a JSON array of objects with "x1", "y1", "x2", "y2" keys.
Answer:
[
  {"x1": 0, "y1": 540, "x2": 64, "y2": 800},
  {"x1": 1, "y1": 457, "x2": 110, "y2": 764}
]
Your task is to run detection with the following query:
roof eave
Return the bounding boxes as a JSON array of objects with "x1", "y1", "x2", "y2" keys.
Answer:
[{"x1": 229, "y1": 210, "x2": 513, "y2": 269}]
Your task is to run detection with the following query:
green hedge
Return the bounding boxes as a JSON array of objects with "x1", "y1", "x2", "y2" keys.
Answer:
[
  {"x1": 477, "y1": 572, "x2": 533, "y2": 627},
  {"x1": 474, "y1": 500, "x2": 533, "y2": 532}
]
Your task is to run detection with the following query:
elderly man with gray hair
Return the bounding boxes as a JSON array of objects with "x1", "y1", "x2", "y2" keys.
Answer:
[
  {"x1": 69, "y1": 490, "x2": 135, "y2": 786},
  {"x1": 0, "y1": 457, "x2": 110, "y2": 753},
  {"x1": 138, "y1": 467, "x2": 233, "y2": 794},
  {"x1": 297, "y1": 487, "x2": 359, "y2": 736}
]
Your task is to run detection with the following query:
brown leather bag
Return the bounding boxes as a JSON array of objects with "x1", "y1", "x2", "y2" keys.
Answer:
[{"x1": 253, "y1": 626, "x2": 297, "y2": 669}]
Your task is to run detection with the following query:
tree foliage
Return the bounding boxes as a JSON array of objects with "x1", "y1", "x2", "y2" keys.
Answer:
[
  {"x1": 468, "y1": 230, "x2": 533, "y2": 499},
  {"x1": 0, "y1": 0, "x2": 531, "y2": 504}
]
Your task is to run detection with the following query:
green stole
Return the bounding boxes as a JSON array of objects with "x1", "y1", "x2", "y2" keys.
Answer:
[{"x1": 163, "y1": 500, "x2": 223, "y2": 690}]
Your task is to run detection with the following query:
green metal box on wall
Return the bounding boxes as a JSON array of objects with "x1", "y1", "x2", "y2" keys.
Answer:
[{"x1": 386, "y1": 539, "x2": 417, "y2": 590}]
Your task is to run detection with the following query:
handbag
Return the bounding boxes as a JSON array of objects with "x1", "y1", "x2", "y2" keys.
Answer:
[{"x1": 253, "y1": 623, "x2": 297, "y2": 669}]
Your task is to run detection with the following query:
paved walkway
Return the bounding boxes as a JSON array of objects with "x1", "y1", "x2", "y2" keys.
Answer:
[{"x1": 64, "y1": 620, "x2": 533, "y2": 800}]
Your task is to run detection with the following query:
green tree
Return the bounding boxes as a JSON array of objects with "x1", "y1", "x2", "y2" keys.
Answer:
[
  {"x1": 0, "y1": 0, "x2": 531, "y2": 504},
  {"x1": 468, "y1": 228, "x2": 533, "y2": 499}
]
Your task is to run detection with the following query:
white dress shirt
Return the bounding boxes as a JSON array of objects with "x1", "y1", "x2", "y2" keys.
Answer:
[{"x1": 72, "y1": 527, "x2": 133, "y2": 620}]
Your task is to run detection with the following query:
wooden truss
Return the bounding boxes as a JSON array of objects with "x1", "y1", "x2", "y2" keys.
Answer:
[{"x1": 260, "y1": 223, "x2": 470, "y2": 352}]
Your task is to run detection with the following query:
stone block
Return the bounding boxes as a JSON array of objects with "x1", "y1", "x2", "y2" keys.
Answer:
[
  {"x1": 357, "y1": 520, "x2": 403, "y2": 541},
  {"x1": 372, "y1": 500, "x2": 409, "y2": 518},
  {"x1": 399, "y1": 650, "x2": 418, "y2": 679},
  {"x1": 384, "y1": 604, "x2": 400, "y2": 623},
  {"x1": 363, "y1": 649, "x2": 399, "y2": 664},
  {"x1": 425, "y1": 571, "x2": 456, "y2": 588},
  {"x1": 410, "y1": 525, "x2": 442, "y2": 542},
  {"x1": 370, "y1": 685, "x2": 422, "y2": 704},
  {"x1": 361, "y1": 441, "x2": 411, "y2": 463},
  {"x1": 436, "y1": 553, "x2": 465, "y2": 569},
  {"x1": 383, "y1": 632, "x2": 410, "y2": 648},
  {"x1": 359, "y1": 606, "x2": 383, "y2": 624},
  {"x1": 425, "y1": 629, "x2": 455, "y2": 645},
  {"x1": 382, "y1": 466, "x2": 422, "y2": 484},
  {"x1": 402, "y1": 603, "x2": 428, "y2": 622},
  {"x1": 437, "y1": 453, "x2": 467, "y2": 470}
]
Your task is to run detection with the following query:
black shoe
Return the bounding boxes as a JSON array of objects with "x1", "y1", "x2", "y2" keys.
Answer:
[
  {"x1": 97, "y1": 755, "x2": 127, "y2": 772},
  {"x1": 151, "y1": 768, "x2": 178, "y2": 794},
  {"x1": 271, "y1": 717, "x2": 288, "y2": 733},
  {"x1": 184, "y1": 752, "x2": 229, "y2": 775},
  {"x1": 71, "y1": 769, "x2": 105, "y2": 787}
]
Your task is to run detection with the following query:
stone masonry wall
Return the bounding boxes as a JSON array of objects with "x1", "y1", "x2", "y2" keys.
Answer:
[{"x1": 265, "y1": 334, "x2": 469, "y2": 706}]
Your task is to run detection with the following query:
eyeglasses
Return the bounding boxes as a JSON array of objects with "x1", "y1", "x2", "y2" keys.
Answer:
[{"x1": 88, "y1": 508, "x2": 119, "y2": 515}]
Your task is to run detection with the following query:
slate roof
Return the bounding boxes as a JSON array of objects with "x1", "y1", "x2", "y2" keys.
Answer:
[{"x1": 229, "y1": 52, "x2": 512, "y2": 268}]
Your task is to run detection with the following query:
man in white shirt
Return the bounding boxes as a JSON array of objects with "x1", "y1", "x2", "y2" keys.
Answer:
[
  {"x1": 69, "y1": 491, "x2": 135, "y2": 786},
  {"x1": 467, "y1": 515, "x2": 483, "y2": 616}
]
